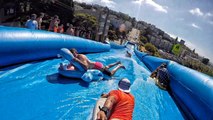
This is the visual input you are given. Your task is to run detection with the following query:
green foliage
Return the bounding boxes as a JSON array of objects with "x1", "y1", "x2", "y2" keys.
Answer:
[
  {"x1": 139, "y1": 35, "x2": 148, "y2": 44},
  {"x1": 183, "y1": 59, "x2": 213, "y2": 77},
  {"x1": 74, "y1": 13, "x2": 97, "y2": 27},
  {"x1": 143, "y1": 43, "x2": 161, "y2": 57},
  {"x1": 202, "y1": 58, "x2": 209, "y2": 65},
  {"x1": 154, "y1": 52, "x2": 162, "y2": 58},
  {"x1": 108, "y1": 30, "x2": 118, "y2": 40},
  {"x1": 144, "y1": 43, "x2": 157, "y2": 53}
]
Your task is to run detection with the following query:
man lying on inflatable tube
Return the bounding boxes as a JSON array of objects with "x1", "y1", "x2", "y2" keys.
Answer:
[{"x1": 58, "y1": 48, "x2": 126, "y2": 82}]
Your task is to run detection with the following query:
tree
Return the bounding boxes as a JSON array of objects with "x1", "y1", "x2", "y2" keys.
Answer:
[
  {"x1": 73, "y1": 13, "x2": 97, "y2": 28},
  {"x1": 144, "y1": 27, "x2": 152, "y2": 37},
  {"x1": 144, "y1": 43, "x2": 157, "y2": 53},
  {"x1": 175, "y1": 37, "x2": 178, "y2": 44},
  {"x1": 131, "y1": 17, "x2": 136, "y2": 27},
  {"x1": 202, "y1": 58, "x2": 209, "y2": 65},
  {"x1": 139, "y1": 35, "x2": 148, "y2": 44},
  {"x1": 140, "y1": 29, "x2": 146, "y2": 36},
  {"x1": 108, "y1": 30, "x2": 118, "y2": 41},
  {"x1": 144, "y1": 43, "x2": 161, "y2": 57}
]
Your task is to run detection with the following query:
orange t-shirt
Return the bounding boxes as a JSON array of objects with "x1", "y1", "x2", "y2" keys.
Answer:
[
  {"x1": 57, "y1": 27, "x2": 64, "y2": 33},
  {"x1": 109, "y1": 90, "x2": 135, "y2": 120}
]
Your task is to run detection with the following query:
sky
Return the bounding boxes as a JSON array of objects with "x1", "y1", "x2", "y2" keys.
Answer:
[{"x1": 74, "y1": 0, "x2": 213, "y2": 61}]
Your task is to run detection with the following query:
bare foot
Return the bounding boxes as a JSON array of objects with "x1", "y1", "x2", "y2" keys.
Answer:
[
  {"x1": 126, "y1": 51, "x2": 132, "y2": 57},
  {"x1": 117, "y1": 61, "x2": 121, "y2": 64},
  {"x1": 119, "y1": 64, "x2": 126, "y2": 69}
]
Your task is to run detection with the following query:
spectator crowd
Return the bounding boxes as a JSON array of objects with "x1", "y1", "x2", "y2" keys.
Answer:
[{"x1": 24, "y1": 13, "x2": 93, "y2": 39}]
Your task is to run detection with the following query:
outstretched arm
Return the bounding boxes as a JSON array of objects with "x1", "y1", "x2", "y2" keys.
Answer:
[
  {"x1": 97, "y1": 96, "x2": 116, "y2": 120},
  {"x1": 103, "y1": 96, "x2": 116, "y2": 110}
]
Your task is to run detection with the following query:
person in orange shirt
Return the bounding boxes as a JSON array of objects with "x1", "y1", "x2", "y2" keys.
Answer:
[
  {"x1": 48, "y1": 15, "x2": 60, "y2": 32},
  {"x1": 58, "y1": 24, "x2": 64, "y2": 33},
  {"x1": 97, "y1": 78, "x2": 135, "y2": 120}
]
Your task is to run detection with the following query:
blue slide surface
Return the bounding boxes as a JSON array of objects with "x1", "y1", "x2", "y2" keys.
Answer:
[{"x1": 0, "y1": 26, "x2": 213, "y2": 120}]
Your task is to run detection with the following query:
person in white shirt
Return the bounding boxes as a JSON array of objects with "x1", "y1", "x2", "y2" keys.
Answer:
[{"x1": 25, "y1": 14, "x2": 38, "y2": 30}]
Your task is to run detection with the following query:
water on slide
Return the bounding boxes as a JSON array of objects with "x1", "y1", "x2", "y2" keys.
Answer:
[{"x1": 0, "y1": 45, "x2": 183, "y2": 120}]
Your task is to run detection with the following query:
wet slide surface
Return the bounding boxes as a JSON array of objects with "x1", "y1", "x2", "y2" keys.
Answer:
[{"x1": 0, "y1": 47, "x2": 183, "y2": 120}]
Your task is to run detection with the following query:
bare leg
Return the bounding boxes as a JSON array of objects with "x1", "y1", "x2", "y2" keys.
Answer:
[
  {"x1": 126, "y1": 51, "x2": 132, "y2": 57},
  {"x1": 105, "y1": 61, "x2": 121, "y2": 69},
  {"x1": 110, "y1": 64, "x2": 126, "y2": 76}
]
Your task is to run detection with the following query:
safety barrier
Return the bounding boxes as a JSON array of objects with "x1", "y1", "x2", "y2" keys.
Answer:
[
  {"x1": 0, "y1": 26, "x2": 110, "y2": 67},
  {"x1": 134, "y1": 43, "x2": 213, "y2": 120},
  {"x1": 111, "y1": 41, "x2": 213, "y2": 119}
]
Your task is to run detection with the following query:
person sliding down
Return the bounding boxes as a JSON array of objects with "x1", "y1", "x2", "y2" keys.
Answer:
[
  {"x1": 97, "y1": 78, "x2": 135, "y2": 120},
  {"x1": 69, "y1": 48, "x2": 126, "y2": 76},
  {"x1": 150, "y1": 63, "x2": 170, "y2": 90}
]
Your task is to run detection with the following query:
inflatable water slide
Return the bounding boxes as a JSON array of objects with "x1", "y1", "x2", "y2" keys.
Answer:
[{"x1": 0, "y1": 26, "x2": 212, "y2": 120}]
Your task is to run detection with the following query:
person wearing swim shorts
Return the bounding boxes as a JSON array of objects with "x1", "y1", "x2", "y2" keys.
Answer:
[
  {"x1": 126, "y1": 51, "x2": 132, "y2": 57},
  {"x1": 69, "y1": 48, "x2": 125, "y2": 76},
  {"x1": 92, "y1": 61, "x2": 125, "y2": 76}
]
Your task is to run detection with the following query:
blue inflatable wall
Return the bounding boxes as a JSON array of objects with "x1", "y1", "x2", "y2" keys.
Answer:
[
  {"x1": 0, "y1": 26, "x2": 110, "y2": 67},
  {"x1": 134, "y1": 48, "x2": 213, "y2": 120}
]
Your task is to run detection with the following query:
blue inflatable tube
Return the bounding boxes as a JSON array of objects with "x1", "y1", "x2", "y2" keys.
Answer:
[
  {"x1": 59, "y1": 48, "x2": 85, "y2": 71},
  {"x1": 58, "y1": 48, "x2": 104, "y2": 82},
  {"x1": 134, "y1": 48, "x2": 213, "y2": 119},
  {"x1": 58, "y1": 69, "x2": 84, "y2": 79},
  {"x1": 0, "y1": 26, "x2": 110, "y2": 67},
  {"x1": 111, "y1": 42, "x2": 213, "y2": 119},
  {"x1": 168, "y1": 62, "x2": 213, "y2": 119},
  {"x1": 57, "y1": 48, "x2": 86, "y2": 78},
  {"x1": 110, "y1": 41, "x2": 126, "y2": 49}
]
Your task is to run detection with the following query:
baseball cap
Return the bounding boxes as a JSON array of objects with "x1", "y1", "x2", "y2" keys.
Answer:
[{"x1": 118, "y1": 78, "x2": 131, "y2": 93}]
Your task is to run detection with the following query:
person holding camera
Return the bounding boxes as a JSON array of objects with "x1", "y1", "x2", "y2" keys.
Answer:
[{"x1": 97, "y1": 78, "x2": 135, "y2": 120}]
